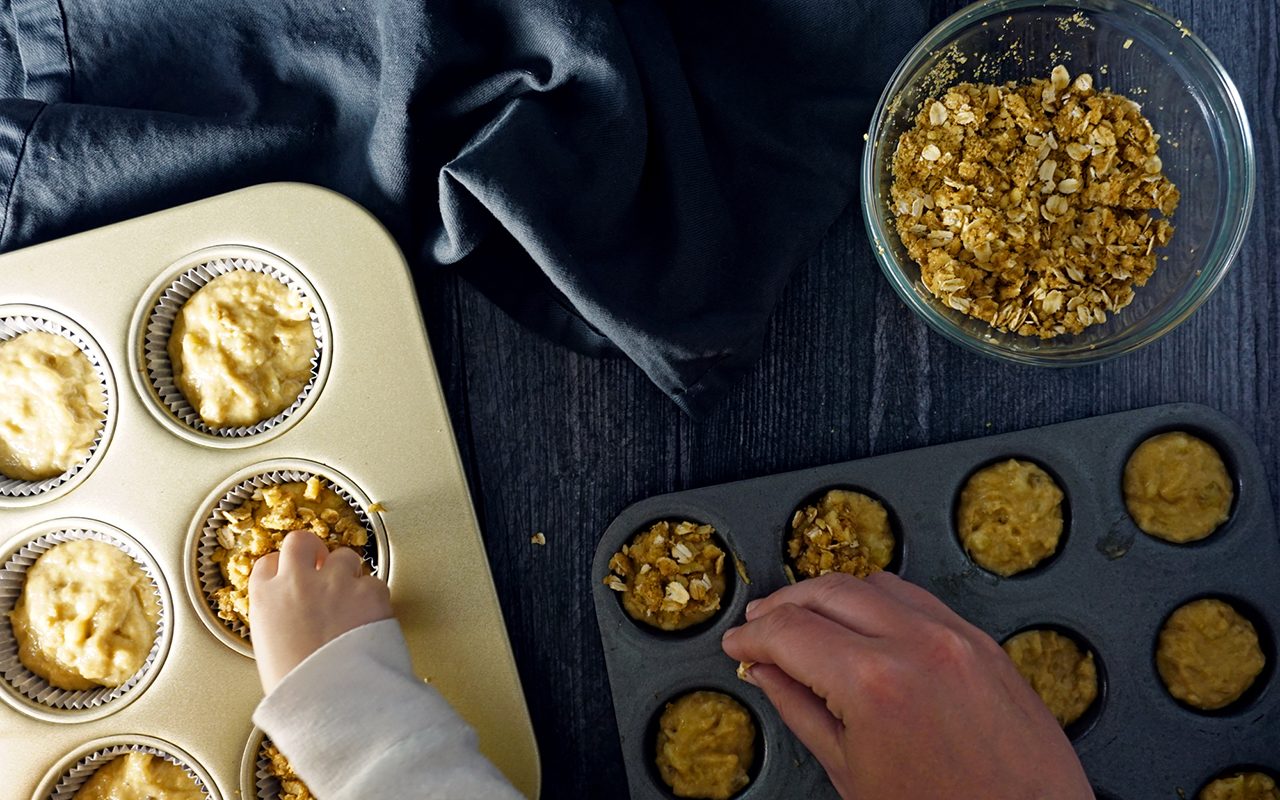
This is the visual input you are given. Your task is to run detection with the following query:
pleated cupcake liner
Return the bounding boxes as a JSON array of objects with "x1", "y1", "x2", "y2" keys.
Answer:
[
  {"x1": 142, "y1": 256, "x2": 325, "y2": 438},
  {"x1": 48, "y1": 741, "x2": 212, "y2": 800},
  {"x1": 0, "y1": 527, "x2": 168, "y2": 715},
  {"x1": 195, "y1": 468, "x2": 382, "y2": 647},
  {"x1": 0, "y1": 311, "x2": 112, "y2": 499}
]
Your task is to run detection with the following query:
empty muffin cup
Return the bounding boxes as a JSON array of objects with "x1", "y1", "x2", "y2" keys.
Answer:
[
  {"x1": 136, "y1": 248, "x2": 330, "y2": 445},
  {"x1": 0, "y1": 523, "x2": 170, "y2": 723},
  {"x1": 0, "y1": 306, "x2": 114, "y2": 504}
]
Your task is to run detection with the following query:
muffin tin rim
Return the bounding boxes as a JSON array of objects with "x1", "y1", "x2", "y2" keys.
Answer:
[
  {"x1": 0, "y1": 518, "x2": 174, "y2": 724},
  {"x1": 0, "y1": 304, "x2": 117, "y2": 507},
  {"x1": 126, "y1": 244, "x2": 334, "y2": 449},
  {"x1": 182, "y1": 457, "x2": 391, "y2": 659}
]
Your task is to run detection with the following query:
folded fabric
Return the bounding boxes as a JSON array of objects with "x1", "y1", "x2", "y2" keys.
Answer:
[{"x1": 0, "y1": 0, "x2": 927, "y2": 416}]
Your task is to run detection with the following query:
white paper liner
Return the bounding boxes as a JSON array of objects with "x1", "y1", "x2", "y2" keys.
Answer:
[
  {"x1": 0, "y1": 528, "x2": 168, "y2": 713},
  {"x1": 143, "y1": 256, "x2": 325, "y2": 437},
  {"x1": 254, "y1": 735, "x2": 307, "y2": 800},
  {"x1": 197, "y1": 468, "x2": 381, "y2": 645},
  {"x1": 255, "y1": 738, "x2": 282, "y2": 800},
  {"x1": 0, "y1": 313, "x2": 111, "y2": 498},
  {"x1": 49, "y1": 742, "x2": 212, "y2": 800}
]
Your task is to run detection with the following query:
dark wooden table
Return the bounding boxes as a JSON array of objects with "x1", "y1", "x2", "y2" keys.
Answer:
[{"x1": 414, "y1": 1, "x2": 1279, "y2": 796}]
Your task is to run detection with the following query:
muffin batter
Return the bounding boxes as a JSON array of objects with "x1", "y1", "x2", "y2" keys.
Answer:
[
  {"x1": 1199, "y1": 771, "x2": 1280, "y2": 800},
  {"x1": 73, "y1": 752, "x2": 203, "y2": 800},
  {"x1": 10, "y1": 539, "x2": 159, "y2": 690},
  {"x1": 655, "y1": 691, "x2": 756, "y2": 800},
  {"x1": 605, "y1": 521, "x2": 727, "y2": 631},
  {"x1": 212, "y1": 477, "x2": 368, "y2": 632},
  {"x1": 1124, "y1": 431, "x2": 1233, "y2": 543},
  {"x1": 1157, "y1": 598, "x2": 1265, "y2": 711},
  {"x1": 0, "y1": 330, "x2": 105, "y2": 481},
  {"x1": 168, "y1": 270, "x2": 315, "y2": 428},
  {"x1": 956, "y1": 460, "x2": 1064, "y2": 576},
  {"x1": 787, "y1": 489, "x2": 895, "y2": 579},
  {"x1": 1002, "y1": 629, "x2": 1098, "y2": 727}
]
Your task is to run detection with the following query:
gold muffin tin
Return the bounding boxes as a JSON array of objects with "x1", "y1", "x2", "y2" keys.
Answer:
[{"x1": 0, "y1": 182, "x2": 540, "y2": 799}]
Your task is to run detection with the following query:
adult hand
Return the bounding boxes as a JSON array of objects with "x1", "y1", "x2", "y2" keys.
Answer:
[
  {"x1": 721, "y1": 571, "x2": 1093, "y2": 800},
  {"x1": 249, "y1": 530, "x2": 392, "y2": 695}
]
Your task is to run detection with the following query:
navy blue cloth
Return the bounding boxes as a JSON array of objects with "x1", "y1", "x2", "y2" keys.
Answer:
[{"x1": 0, "y1": 0, "x2": 927, "y2": 415}]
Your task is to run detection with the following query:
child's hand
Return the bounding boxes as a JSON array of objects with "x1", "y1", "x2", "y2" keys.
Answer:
[
  {"x1": 249, "y1": 530, "x2": 392, "y2": 695},
  {"x1": 721, "y1": 572, "x2": 1093, "y2": 800}
]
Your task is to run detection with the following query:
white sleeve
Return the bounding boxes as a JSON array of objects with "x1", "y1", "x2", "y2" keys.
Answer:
[{"x1": 253, "y1": 619, "x2": 525, "y2": 800}]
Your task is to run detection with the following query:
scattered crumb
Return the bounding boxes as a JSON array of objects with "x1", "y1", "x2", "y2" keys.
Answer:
[
  {"x1": 736, "y1": 661, "x2": 755, "y2": 681},
  {"x1": 734, "y1": 554, "x2": 752, "y2": 585},
  {"x1": 1123, "y1": 38, "x2": 1134, "y2": 49},
  {"x1": 530, "y1": 532, "x2": 546, "y2": 546},
  {"x1": 367, "y1": 501, "x2": 386, "y2": 513}
]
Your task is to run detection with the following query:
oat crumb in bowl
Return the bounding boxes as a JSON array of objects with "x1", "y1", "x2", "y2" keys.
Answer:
[
  {"x1": 211, "y1": 478, "x2": 369, "y2": 631},
  {"x1": 890, "y1": 66, "x2": 1179, "y2": 338},
  {"x1": 604, "y1": 521, "x2": 727, "y2": 631}
]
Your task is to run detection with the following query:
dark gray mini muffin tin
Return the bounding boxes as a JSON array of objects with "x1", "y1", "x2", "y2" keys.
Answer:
[{"x1": 592, "y1": 403, "x2": 1279, "y2": 800}]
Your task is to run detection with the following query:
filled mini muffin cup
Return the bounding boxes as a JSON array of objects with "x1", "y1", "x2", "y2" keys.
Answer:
[
  {"x1": 0, "y1": 307, "x2": 114, "y2": 503},
  {"x1": 0, "y1": 524, "x2": 171, "y2": 722},
  {"x1": 138, "y1": 250, "x2": 329, "y2": 443},
  {"x1": 37, "y1": 737, "x2": 217, "y2": 800},
  {"x1": 189, "y1": 460, "x2": 388, "y2": 657}
]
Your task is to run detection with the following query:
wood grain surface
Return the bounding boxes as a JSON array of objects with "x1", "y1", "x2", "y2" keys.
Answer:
[{"x1": 415, "y1": 1, "x2": 1278, "y2": 796}]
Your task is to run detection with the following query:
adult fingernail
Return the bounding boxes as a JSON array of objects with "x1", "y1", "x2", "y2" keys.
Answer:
[
  {"x1": 745, "y1": 600, "x2": 759, "y2": 616},
  {"x1": 722, "y1": 626, "x2": 738, "y2": 642}
]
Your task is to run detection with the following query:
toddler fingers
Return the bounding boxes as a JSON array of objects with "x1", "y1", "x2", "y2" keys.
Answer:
[
  {"x1": 279, "y1": 529, "x2": 328, "y2": 572},
  {"x1": 741, "y1": 663, "x2": 845, "y2": 778},
  {"x1": 249, "y1": 550, "x2": 280, "y2": 591},
  {"x1": 323, "y1": 545, "x2": 364, "y2": 578}
]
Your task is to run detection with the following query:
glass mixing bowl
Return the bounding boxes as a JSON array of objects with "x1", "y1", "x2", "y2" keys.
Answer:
[{"x1": 861, "y1": 0, "x2": 1255, "y2": 365}]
